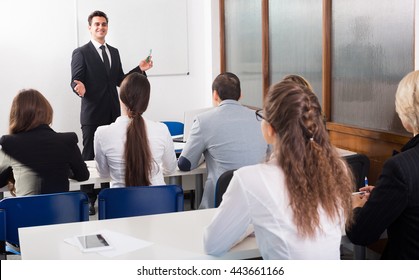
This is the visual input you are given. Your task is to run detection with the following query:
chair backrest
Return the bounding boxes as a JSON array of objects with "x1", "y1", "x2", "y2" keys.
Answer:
[
  {"x1": 161, "y1": 121, "x2": 184, "y2": 136},
  {"x1": 0, "y1": 192, "x2": 89, "y2": 246},
  {"x1": 344, "y1": 153, "x2": 370, "y2": 191},
  {"x1": 214, "y1": 170, "x2": 236, "y2": 207},
  {"x1": 98, "y1": 185, "x2": 184, "y2": 220}
]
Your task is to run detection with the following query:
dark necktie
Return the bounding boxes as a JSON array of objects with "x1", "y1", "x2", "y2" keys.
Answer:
[{"x1": 100, "y1": 45, "x2": 110, "y2": 75}]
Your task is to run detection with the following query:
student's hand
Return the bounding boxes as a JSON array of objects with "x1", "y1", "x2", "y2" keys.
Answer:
[
  {"x1": 140, "y1": 56, "x2": 153, "y2": 71},
  {"x1": 7, "y1": 181, "x2": 16, "y2": 197},
  {"x1": 73, "y1": 80, "x2": 86, "y2": 97},
  {"x1": 352, "y1": 193, "x2": 368, "y2": 208},
  {"x1": 359, "y1": 185, "x2": 375, "y2": 199}
]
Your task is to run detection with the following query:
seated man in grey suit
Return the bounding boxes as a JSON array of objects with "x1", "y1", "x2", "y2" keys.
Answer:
[{"x1": 178, "y1": 72, "x2": 268, "y2": 209}]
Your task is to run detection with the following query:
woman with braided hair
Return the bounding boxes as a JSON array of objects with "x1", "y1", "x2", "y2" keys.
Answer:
[
  {"x1": 204, "y1": 80, "x2": 354, "y2": 259},
  {"x1": 94, "y1": 72, "x2": 177, "y2": 187}
]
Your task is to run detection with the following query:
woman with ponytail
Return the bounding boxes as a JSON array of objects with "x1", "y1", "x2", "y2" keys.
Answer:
[
  {"x1": 94, "y1": 72, "x2": 177, "y2": 187},
  {"x1": 204, "y1": 80, "x2": 353, "y2": 259}
]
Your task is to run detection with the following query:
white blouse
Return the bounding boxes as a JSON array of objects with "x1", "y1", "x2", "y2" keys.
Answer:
[
  {"x1": 94, "y1": 116, "x2": 177, "y2": 187},
  {"x1": 204, "y1": 161, "x2": 345, "y2": 260}
]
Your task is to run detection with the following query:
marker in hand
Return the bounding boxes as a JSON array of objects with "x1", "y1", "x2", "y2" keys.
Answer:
[
  {"x1": 352, "y1": 191, "x2": 366, "y2": 196},
  {"x1": 146, "y1": 49, "x2": 152, "y2": 63},
  {"x1": 352, "y1": 176, "x2": 370, "y2": 195}
]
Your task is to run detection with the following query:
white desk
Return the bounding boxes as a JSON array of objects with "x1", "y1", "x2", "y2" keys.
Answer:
[
  {"x1": 336, "y1": 147, "x2": 356, "y2": 157},
  {"x1": 1, "y1": 148, "x2": 354, "y2": 201},
  {"x1": 69, "y1": 161, "x2": 207, "y2": 207},
  {"x1": 17, "y1": 148, "x2": 362, "y2": 260},
  {"x1": 69, "y1": 160, "x2": 207, "y2": 189},
  {"x1": 18, "y1": 207, "x2": 360, "y2": 260},
  {"x1": 0, "y1": 148, "x2": 354, "y2": 199},
  {"x1": 18, "y1": 208, "x2": 259, "y2": 260}
]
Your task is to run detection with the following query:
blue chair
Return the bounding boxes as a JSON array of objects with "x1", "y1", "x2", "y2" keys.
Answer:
[
  {"x1": 98, "y1": 185, "x2": 184, "y2": 220},
  {"x1": 0, "y1": 192, "x2": 89, "y2": 259},
  {"x1": 214, "y1": 169, "x2": 236, "y2": 207},
  {"x1": 161, "y1": 121, "x2": 184, "y2": 136}
]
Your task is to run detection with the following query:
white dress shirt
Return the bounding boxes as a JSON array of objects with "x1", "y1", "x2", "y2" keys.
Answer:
[
  {"x1": 94, "y1": 116, "x2": 177, "y2": 187},
  {"x1": 204, "y1": 160, "x2": 345, "y2": 260},
  {"x1": 90, "y1": 39, "x2": 112, "y2": 67}
]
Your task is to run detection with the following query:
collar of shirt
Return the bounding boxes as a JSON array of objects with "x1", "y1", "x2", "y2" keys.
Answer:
[
  {"x1": 218, "y1": 99, "x2": 241, "y2": 107},
  {"x1": 91, "y1": 39, "x2": 112, "y2": 66}
]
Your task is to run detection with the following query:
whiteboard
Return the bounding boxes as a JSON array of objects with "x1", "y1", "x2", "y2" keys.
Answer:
[{"x1": 76, "y1": 0, "x2": 189, "y2": 76}]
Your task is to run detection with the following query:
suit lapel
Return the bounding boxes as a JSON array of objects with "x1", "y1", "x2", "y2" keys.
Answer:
[
  {"x1": 87, "y1": 41, "x2": 110, "y2": 77},
  {"x1": 107, "y1": 44, "x2": 117, "y2": 74}
]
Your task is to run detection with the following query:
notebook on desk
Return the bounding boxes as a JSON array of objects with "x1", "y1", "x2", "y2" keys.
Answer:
[{"x1": 173, "y1": 107, "x2": 212, "y2": 143}]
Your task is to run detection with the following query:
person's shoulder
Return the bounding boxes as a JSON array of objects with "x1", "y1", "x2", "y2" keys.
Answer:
[
  {"x1": 196, "y1": 107, "x2": 217, "y2": 122},
  {"x1": 0, "y1": 133, "x2": 20, "y2": 144},
  {"x1": 0, "y1": 134, "x2": 11, "y2": 145},
  {"x1": 236, "y1": 162, "x2": 273, "y2": 174},
  {"x1": 145, "y1": 119, "x2": 170, "y2": 133},
  {"x1": 237, "y1": 104, "x2": 258, "y2": 115},
  {"x1": 235, "y1": 162, "x2": 281, "y2": 186},
  {"x1": 56, "y1": 131, "x2": 79, "y2": 144},
  {"x1": 220, "y1": 101, "x2": 256, "y2": 114},
  {"x1": 232, "y1": 163, "x2": 275, "y2": 186},
  {"x1": 74, "y1": 42, "x2": 91, "y2": 51},
  {"x1": 72, "y1": 45, "x2": 88, "y2": 58},
  {"x1": 387, "y1": 145, "x2": 419, "y2": 171},
  {"x1": 95, "y1": 123, "x2": 113, "y2": 136}
]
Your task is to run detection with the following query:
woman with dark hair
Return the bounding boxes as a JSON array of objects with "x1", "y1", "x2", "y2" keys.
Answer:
[
  {"x1": 94, "y1": 72, "x2": 176, "y2": 187},
  {"x1": 0, "y1": 89, "x2": 89, "y2": 196},
  {"x1": 204, "y1": 80, "x2": 353, "y2": 259}
]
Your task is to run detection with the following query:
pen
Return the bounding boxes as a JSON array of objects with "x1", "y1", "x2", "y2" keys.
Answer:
[
  {"x1": 352, "y1": 191, "x2": 366, "y2": 196},
  {"x1": 364, "y1": 176, "x2": 368, "y2": 186},
  {"x1": 146, "y1": 49, "x2": 152, "y2": 63}
]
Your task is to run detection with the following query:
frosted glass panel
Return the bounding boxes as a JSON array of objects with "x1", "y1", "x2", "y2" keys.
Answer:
[
  {"x1": 332, "y1": 0, "x2": 413, "y2": 134},
  {"x1": 269, "y1": 0, "x2": 323, "y2": 104},
  {"x1": 225, "y1": 0, "x2": 262, "y2": 108}
]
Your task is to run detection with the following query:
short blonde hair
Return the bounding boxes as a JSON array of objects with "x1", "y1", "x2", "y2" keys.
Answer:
[
  {"x1": 395, "y1": 71, "x2": 419, "y2": 132},
  {"x1": 282, "y1": 74, "x2": 314, "y2": 92}
]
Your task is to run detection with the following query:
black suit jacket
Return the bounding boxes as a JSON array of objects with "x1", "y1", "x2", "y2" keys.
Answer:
[
  {"x1": 346, "y1": 135, "x2": 419, "y2": 259},
  {"x1": 70, "y1": 41, "x2": 142, "y2": 126},
  {"x1": 0, "y1": 125, "x2": 89, "y2": 195}
]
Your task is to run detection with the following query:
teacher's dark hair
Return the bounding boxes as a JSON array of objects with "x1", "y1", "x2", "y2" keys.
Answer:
[
  {"x1": 9, "y1": 89, "x2": 53, "y2": 134},
  {"x1": 88, "y1": 10, "x2": 108, "y2": 26},
  {"x1": 119, "y1": 72, "x2": 152, "y2": 186}
]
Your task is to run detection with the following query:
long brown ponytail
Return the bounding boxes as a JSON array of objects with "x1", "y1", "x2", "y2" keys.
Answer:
[{"x1": 119, "y1": 73, "x2": 152, "y2": 186}]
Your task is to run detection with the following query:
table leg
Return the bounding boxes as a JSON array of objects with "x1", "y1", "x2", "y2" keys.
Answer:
[
  {"x1": 353, "y1": 245, "x2": 366, "y2": 260},
  {"x1": 169, "y1": 176, "x2": 182, "y2": 186},
  {"x1": 195, "y1": 174, "x2": 203, "y2": 208}
]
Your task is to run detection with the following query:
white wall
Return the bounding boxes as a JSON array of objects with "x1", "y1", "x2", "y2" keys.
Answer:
[{"x1": 0, "y1": 0, "x2": 220, "y2": 147}]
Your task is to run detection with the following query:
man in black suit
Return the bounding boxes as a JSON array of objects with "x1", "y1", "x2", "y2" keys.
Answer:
[{"x1": 70, "y1": 10, "x2": 153, "y2": 215}]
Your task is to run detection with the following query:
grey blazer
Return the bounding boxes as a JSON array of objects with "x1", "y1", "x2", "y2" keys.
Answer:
[{"x1": 178, "y1": 100, "x2": 268, "y2": 208}]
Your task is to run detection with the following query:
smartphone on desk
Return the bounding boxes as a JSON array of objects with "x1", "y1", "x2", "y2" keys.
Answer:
[{"x1": 76, "y1": 233, "x2": 113, "y2": 252}]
